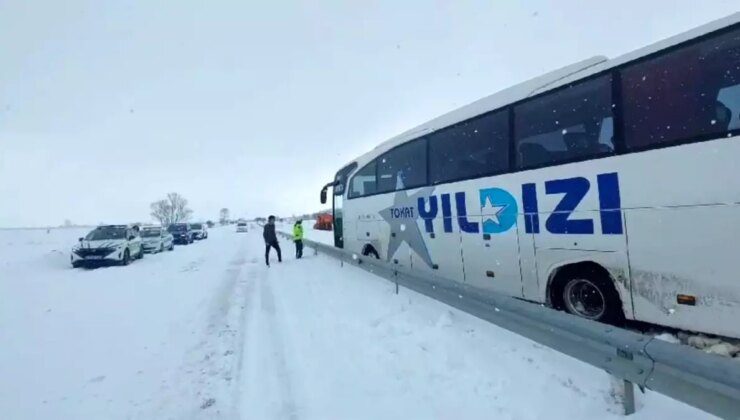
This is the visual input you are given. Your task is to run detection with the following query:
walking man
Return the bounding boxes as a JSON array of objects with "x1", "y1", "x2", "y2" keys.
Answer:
[
  {"x1": 263, "y1": 215, "x2": 281, "y2": 266},
  {"x1": 293, "y1": 219, "x2": 304, "y2": 259}
]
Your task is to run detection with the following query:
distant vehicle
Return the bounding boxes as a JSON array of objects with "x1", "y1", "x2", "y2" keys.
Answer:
[
  {"x1": 140, "y1": 226, "x2": 174, "y2": 253},
  {"x1": 314, "y1": 214, "x2": 333, "y2": 231},
  {"x1": 318, "y1": 16, "x2": 740, "y2": 339},
  {"x1": 168, "y1": 223, "x2": 194, "y2": 244},
  {"x1": 189, "y1": 223, "x2": 208, "y2": 240},
  {"x1": 236, "y1": 221, "x2": 248, "y2": 232},
  {"x1": 71, "y1": 225, "x2": 143, "y2": 267}
]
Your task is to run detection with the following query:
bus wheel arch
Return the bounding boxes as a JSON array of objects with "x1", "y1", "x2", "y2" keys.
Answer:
[
  {"x1": 361, "y1": 244, "x2": 380, "y2": 259},
  {"x1": 547, "y1": 261, "x2": 625, "y2": 325}
]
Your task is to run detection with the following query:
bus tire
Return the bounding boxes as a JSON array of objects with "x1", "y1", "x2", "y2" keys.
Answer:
[
  {"x1": 362, "y1": 245, "x2": 380, "y2": 259},
  {"x1": 550, "y1": 263, "x2": 624, "y2": 325}
]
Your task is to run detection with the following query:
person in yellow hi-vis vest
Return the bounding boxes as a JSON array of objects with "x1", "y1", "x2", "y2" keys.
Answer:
[{"x1": 293, "y1": 220, "x2": 304, "y2": 259}]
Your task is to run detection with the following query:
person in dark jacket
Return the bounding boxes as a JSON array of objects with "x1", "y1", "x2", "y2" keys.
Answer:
[{"x1": 263, "y1": 215, "x2": 281, "y2": 266}]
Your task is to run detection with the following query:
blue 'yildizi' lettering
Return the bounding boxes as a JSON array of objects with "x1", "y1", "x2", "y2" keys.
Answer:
[
  {"x1": 522, "y1": 183, "x2": 540, "y2": 234},
  {"x1": 403, "y1": 172, "x2": 622, "y2": 236},
  {"x1": 545, "y1": 177, "x2": 594, "y2": 234},
  {"x1": 441, "y1": 193, "x2": 453, "y2": 233},
  {"x1": 417, "y1": 196, "x2": 437, "y2": 233},
  {"x1": 455, "y1": 192, "x2": 479, "y2": 233},
  {"x1": 597, "y1": 172, "x2": 623, "y2": 234}
]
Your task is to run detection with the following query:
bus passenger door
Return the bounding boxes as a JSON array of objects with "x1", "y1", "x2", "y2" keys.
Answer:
[
  {"x1": 460, "y1": 215, "x2": 524, "y2": 297},
  {"x1": 410, "y1": 216, "x2": 465, "y2": 284},
  {"x1": 333, "y1": 192, "x2": 344, "y2": 248}
]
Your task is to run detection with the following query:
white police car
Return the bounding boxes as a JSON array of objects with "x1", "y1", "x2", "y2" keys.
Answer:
[{"x1": 71, "y1": 225, "x2": 144, "y2": 267}]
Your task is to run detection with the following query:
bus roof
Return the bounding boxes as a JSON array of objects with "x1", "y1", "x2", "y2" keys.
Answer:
[{"x1": 348, "y1": 12, "x2": 740, "y2": 170}]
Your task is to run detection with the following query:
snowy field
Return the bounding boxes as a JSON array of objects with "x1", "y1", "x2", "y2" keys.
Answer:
[{"x1": 0, "y1": 226, "x2": 713, "y2": 419}]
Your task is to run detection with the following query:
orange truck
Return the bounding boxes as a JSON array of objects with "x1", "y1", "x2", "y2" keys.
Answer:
[{"x1": 313, "y1": 214, "x2": 333, "y2": 231}]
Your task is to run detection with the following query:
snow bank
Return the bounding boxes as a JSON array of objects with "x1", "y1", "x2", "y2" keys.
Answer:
[
  {"x1": 651, "y1": 331, "x2": 740, "y2": 359},
  {"x1": 276, "y1": 222, "x2": 740, "y2": 362},
  {"x1": 236, "y1": 232, "x2": 711, "y2": 419},
  {"x1": 653, "y1": 332, "x2": 681, "y2": 344}
]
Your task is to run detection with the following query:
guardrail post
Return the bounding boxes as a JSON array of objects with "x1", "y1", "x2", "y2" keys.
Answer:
[
  {"x1": 623, "y1": 380, "x2": 635, "y2": 415},
  {"x1": 611, "y1": 376, "x2": 637, "y2": 415},
  {"x1": 394, "y1": 270, "x2": 399, "y2": 295}
]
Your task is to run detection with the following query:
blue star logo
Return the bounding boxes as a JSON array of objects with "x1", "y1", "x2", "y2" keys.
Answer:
[{"x1": 479, "y1": 188, "x2": 518, "y2": 234}]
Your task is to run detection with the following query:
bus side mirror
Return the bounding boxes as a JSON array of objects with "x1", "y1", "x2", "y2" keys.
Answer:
[{"x1": 320, "y1": 180, "x2": 338, "y2": 205}]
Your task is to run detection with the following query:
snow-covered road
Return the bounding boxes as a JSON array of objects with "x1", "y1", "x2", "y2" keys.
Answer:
[{"x1": 0, "y1": 227, "x2": 712, "y2": 419}]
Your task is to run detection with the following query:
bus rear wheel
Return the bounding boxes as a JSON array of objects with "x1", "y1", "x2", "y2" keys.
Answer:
[
  {"x1": 553, "y1": 264, "x2": 624, "y2": 325},
  {"x1": 362, "y1": 245, "x2": 379, "y2": 259}
]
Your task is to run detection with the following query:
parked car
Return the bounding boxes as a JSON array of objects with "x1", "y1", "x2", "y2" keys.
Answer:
[
  {"x1": 71, "y1": 225, "x2": 143, "y2": 267},
  {"x1": 140, "y1": 226, "x2": 174, "y2": 253},
  {"x1": 168, "y1": 223, "x2": 194, "y2": 244},
  {"x1": 236, "y1": 221, "x2": 248, "y2": 232},
  {"x1": 189, "y1": 223, "x2": 208, "y2": 240}
]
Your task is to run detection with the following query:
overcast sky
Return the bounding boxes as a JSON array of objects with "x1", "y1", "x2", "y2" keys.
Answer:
[{"x1": 1, "y1": 1, "x2": 737, "y2": 227}]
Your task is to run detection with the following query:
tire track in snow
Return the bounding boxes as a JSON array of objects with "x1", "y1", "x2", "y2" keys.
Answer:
[
  {"x1": 239, "y1": 255, "x2": 298, "y2": 419},
  {"x1": 260, "y1": 266, "x2": 298, "y2": 419},
  {"x1": 228, "y1": 264, "x2": 255, "y2": 418},
  {"x1": 139, "y1": 236, "x2": 254, "y2": 419}
]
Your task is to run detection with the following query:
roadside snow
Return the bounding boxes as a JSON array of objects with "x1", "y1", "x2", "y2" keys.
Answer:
[
  {"x1": 276, "y1": 222, "x2": 334, "y2": 245},
  {"x1": 0, "y1": 227, "x2": 715, "y2": 419},
  {"x1": 235, "y1": 231, "x2": 709, "y2": 419},
  {"x1": 0, "y1": 226, "x2": 249, "y2": 419},
  {"x1": 650, "y1": 330, "x2": 740, "y2": 359},
  {"x1": 279, "y1": 222, "x2": 740, "y2": 361},
  {"x1": 654, "y1": 332, "x2": 681, "y2": 345}
]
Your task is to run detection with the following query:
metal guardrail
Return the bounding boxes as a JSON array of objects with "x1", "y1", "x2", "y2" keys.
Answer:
[{"x1": 279, "y1": 231, "x2": 740, "y2": 418}]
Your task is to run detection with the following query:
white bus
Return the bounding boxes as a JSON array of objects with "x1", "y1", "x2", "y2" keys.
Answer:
[{"x1": 320, "y1": 14, "x2": 740, "y2": 339}]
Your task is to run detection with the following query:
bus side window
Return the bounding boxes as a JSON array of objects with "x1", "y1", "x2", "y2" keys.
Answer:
[
  {"x1": 717, "y1": 85, "x2": 740, "y2": 131},
  {"x1": 377, "y1": 139, "x2": 427, "y2": 193},
  {"x1": 620, "y1": 26, "x2": 740, "y2": 150},
  {"x1": 428, "y1": 109, "x2": 509, "y2": 184},
  {"x1": 514, "y1": 74, "x2": 614, "y2": 170},
  {"x1": 349, "y1": 161, "x2": 377, "y2": 198}
]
